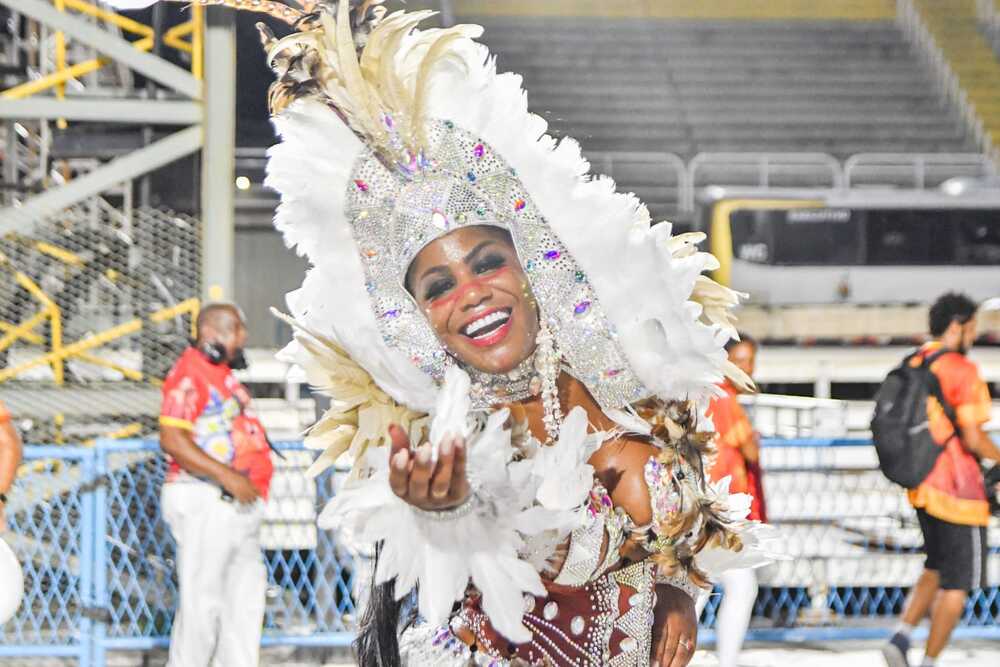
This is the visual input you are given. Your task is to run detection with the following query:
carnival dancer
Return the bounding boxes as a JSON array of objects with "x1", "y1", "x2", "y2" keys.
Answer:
[
  {"x1": 698, "y1": 334, "x2": 767, "y2": 667},
  {"x1": 117, "y1": 2, "x2": 780, "y2": 664}
]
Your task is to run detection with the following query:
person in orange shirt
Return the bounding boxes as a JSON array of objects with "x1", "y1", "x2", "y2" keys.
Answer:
[
  {"x1": 0, "y1": 400, "x2": 22, "y2": 533},
  {"x1": 696, "y1": 333, "x2": 765, "y2": 667},
  {"x1": 883, "y1": 293, "x2": 1000, "y2": 667}
]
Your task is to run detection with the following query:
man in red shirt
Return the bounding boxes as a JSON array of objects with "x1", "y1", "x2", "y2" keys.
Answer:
[
  {"x1": 883, "y1": 293, "x2": 1000, "y2": 667},
  {"x1": 159, "y1": 303, "x2": 274, "y2": 667}
]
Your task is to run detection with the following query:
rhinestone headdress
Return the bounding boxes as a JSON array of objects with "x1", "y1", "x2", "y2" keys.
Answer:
[{"x1": 224, "y1": 1, "x2": 746, "y2": 412}]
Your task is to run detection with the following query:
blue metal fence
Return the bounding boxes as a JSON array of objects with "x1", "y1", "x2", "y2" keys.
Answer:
[
  {"x1": 0, "y1": 446, "x2": 95, "y2": 665},
  {"x1": 1, "y1": 438, "x2": 998, "y2": 665}
]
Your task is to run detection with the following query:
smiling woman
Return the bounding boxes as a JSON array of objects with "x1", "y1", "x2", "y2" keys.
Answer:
[{"x1": 405, "y1": 226, "x2": 539, "y2": 375}]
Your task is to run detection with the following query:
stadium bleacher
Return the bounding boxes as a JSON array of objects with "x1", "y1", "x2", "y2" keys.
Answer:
[{"x1": 473, "y1": 18, "x2": 974, "y2": 158}]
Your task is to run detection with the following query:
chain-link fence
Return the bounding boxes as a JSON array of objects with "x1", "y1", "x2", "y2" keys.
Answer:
[
  {"x1": 700, "y1": 438, "x2": 1000, "y2": 642},
  {"x1": 0, "y1": 198, "x2": 200, "y2": 446},
  {"x1": 1, "y1": 440, "x2": 356, "y2": 666}
]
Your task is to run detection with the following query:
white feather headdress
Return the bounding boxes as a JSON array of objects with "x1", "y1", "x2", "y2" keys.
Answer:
[{"x1": 248, "y1": 1, "x2": 748, "y2": 419}]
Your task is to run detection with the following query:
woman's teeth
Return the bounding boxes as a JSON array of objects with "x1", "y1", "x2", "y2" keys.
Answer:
[{"x1": 463, "y1": 310, "x2": 511, "y2": 338}]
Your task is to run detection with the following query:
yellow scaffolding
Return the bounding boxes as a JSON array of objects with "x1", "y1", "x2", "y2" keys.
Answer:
[{"x1": 1, "y1": 0, "x2": 204, "y2": 102}]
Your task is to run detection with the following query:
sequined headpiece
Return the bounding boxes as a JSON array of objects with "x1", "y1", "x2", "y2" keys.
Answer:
[{"x1": 196, "y1": 0, "x2": 746, "y2": 413}]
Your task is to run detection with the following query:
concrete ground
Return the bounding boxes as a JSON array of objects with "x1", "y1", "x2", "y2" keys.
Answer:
[{"x1": 3, "y1": 640, "x2": 1000, "y2": 666}]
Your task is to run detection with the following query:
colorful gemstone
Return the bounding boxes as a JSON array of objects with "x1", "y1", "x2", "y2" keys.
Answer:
[
  {"x1": 383, "y1": 309, "x2": 400, "y2": 319},
  {"x1": 605, "y1": 368, "x2": 622, "y2": 378},
  {"x1": 466, "y1": 171, "x2": 476, "y2": 182},
  {"x1": 365, "y1": 281, "x2": 376, "y2": 293},
  {"x1": 574, "y1": 300, "x2": 591, "y2": 316},
  {"x1": 514, "y1": 198, "x2": 526, "y2": 212},
  {"x1": 353, "y1": 179, "x2": 369, "y2": 192},
  {"x1": 476, "y1": 206, "x2": 487, "y2": 217},
  {"x1": 526, "y1": 260, "x2": 536, "y2": 271},
  {"x1": 473, "y1": 143, "x2": 485, "y2": 158},
  {"x1": 574, "y1": 270, "x2": 586, "y2": 283},
  {"x1": 430, "y1": 210, "x2": 449, "y2": 230},
  {"x1": 444, "y1": 120, "x2": 454, "y2": 129},
  {"x1": 543, "y1": 250, "x2": 560, "y2": 260},
  {"x1": 543, "y1": 601, "x2": 559, "y2": 620},
  {"x1": 570, "y1": 616, "x2": 585, "y2": 635},
  {"x1": 364, "y1": 248, "x2": 378, "y2": 258},
  {"x1": 383, "y1": 113, "x2": 395, "y2": 129}
]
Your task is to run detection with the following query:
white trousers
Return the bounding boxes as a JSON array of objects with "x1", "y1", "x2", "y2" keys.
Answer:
[
  {"x1": 162, "y1": 481, "x2": 267, "y2": 667},
  {"x1": 696, "y1": 568, "x2": 758, "y2": 667}
]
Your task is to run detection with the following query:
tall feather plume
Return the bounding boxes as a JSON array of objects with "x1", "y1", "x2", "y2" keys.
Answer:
[{"x1": 244, "y1": 2, "x2": 475, "y2": 174}]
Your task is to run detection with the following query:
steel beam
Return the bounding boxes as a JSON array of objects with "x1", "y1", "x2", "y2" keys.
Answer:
[
  {"x1": 200, "y1": 8, "x2": 236, "y2": 301},
  {"x1": 0, "y1": 98, "x2": 201, "y2": 124},
  {"x1": 0, "y1": 125, "x2": 203, "y2": 236},
  {"x1": 2, "y1": 0, "x2": 201, "y2": 100}
]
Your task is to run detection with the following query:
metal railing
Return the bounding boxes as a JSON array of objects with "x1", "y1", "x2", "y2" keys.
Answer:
[
  {"x1": 844, "y1": 152, "x2": 997, "y2": 188},
  {"x1": 686, "y1": 152, "x2": 846, "y2": 211},
  {"x1": 236, "y1": 147, "x2": 994, "y2": 224}
]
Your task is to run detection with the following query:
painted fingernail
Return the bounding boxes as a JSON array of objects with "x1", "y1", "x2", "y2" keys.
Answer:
[
  {"x1": 392, "y1": 450, "x2": 407, "y2": 470},
  {"x1": 417, "y1": 447, "x2": 430, "y2": 464}
]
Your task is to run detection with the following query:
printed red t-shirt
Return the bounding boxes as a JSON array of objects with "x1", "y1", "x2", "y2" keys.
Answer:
[
  {"x1": 907, "y1": 342, "x2": 992, "y2": 526},
  {"x1": 707, "y1": 379, "x2": 767, "y2": 522},
  {"x1": 159, "y1": 347, "x2": 274, "y2": 498}
]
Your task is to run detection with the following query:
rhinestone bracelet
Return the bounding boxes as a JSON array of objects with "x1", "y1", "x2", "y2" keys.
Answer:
[
  {"x1": 410, "y1": 493, "x2": 479, "y2": 522},
  {"x1": 653, "y1": 570, "x2": 701, "y2": 601}
]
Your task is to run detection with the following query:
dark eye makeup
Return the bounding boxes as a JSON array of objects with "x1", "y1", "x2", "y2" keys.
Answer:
[
  {"x1": 421, "y1": 253, "x2": 508, "y2": 302},
  {"x1": 472, "y1": 253, "x2": 506, "y2": 274},
  {"x1": 423, "y1": 276, "x2": 456, "y2": 302}
]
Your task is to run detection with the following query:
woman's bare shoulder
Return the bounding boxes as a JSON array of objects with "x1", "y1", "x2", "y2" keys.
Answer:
[{"x1": 588, "y1": 435, "x2": 659, "y2": 526}]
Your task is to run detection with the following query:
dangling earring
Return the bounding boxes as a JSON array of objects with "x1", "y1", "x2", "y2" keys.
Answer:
[{"x1": 533, "y1": 322, "x2": 562, "y2": 443}]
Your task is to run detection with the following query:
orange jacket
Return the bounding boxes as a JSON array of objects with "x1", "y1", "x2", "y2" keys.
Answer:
[
  {"x1": 907, "y1": 342, "x2": 992, "y2": 527},
  {"x1": 707, "y1": 379, "x2": 767, "y2": 522}
]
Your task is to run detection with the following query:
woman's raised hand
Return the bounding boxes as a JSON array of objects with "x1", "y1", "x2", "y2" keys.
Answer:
[{"x1": 387, "y1": 424, "x2": 470, "y2": 511}]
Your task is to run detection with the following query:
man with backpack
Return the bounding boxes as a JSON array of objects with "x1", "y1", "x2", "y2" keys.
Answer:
[{"x1": 879, "y1": 293, "x2": 1000, "y2": 667}]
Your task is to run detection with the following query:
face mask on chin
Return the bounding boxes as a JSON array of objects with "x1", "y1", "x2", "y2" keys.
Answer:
[{"x1": 229, "y1": 348, "x2": 249, "y2": 370}]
